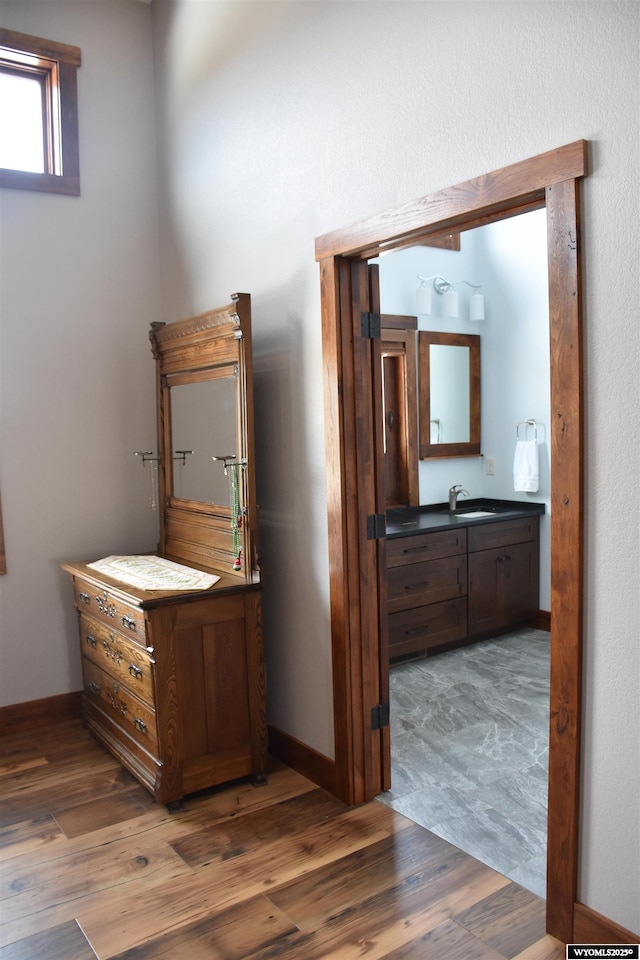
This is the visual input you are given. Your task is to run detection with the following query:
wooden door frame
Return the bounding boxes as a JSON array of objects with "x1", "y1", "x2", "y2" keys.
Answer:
[{"x1": 315, "y1": 140, "x2": 587, "y2": 942}]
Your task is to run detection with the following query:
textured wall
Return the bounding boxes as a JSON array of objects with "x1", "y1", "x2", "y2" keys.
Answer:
[{"x1": 151, "y1": 0, "x2": 639, "y2": 931}]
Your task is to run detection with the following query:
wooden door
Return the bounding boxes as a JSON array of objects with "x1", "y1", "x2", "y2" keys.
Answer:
[{"x1": 350, "y1": 261, "x2": 391, "y2": 796}]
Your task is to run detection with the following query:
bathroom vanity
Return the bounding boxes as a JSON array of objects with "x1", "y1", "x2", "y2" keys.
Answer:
[
  {"x1": 62, "y1": 295, "x2": 266, "y2": 806},
  {"x1": 386, "y1": 500, "x2": 543, "y2": 660}
]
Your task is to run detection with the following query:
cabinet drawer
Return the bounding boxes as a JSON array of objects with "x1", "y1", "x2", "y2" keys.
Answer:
[
  {"x1": 84, "y1": 700, "x2": 162, "y2": 794},
  {"x1": 73, "y1": 577, "x2": 147, "y2": 643},
  {"x1": 467, "y1": 517, "x2": 539, "y2": 553},
  {"x1": 387, "y1": 528, "x2": 466, "y2": 568},
  {"x1": 389, "y1": 598, "x2": 467, "y2": 658},
  {"x1": 82, "y1": 657, "x2": 158, "y2": 753},
  {"x1": 388, "y1": 555, "x2": 467, "y2": 613},
  {"x1": 79, "y1": 613, "x2": 155, "y2": 706}
]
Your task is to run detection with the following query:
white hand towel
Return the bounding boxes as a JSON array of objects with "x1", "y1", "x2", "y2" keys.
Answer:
[{"x1": 513, "y1": 439, "x2": 539, "y2": 492}]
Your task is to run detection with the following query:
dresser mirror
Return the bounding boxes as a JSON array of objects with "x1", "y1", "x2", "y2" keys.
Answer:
[
  {"x1": 151, "y1": 292, "x2": 260, "y2": 583},
  {"x1": 418, "y1": 330, "x2": 481, "y2": 459},
  {"x1": 169, "y1": 373, "x2": 237, "y2": 505}
]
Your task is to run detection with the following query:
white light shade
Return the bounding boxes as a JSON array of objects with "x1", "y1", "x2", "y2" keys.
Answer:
[
  {"x1": 469, "y1": 291, "x2": 485, "y2": 321},
  {"x1": 442, "y1": 288, "x2": 459, "y2": 318},
  {"x1": 416, "y1": 283, "x2": 432, "y2": 315}
]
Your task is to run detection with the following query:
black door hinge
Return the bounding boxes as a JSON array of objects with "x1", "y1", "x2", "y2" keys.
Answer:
[
  {"x1": 366, "y1": 514, "x2": 386, "y2": 540},
  {"x1": 360, "y1": 311, "x2": 381, "y2": 339},
  {"x1": 371, "y1": 702, "x2": 390, "y2": 731}
]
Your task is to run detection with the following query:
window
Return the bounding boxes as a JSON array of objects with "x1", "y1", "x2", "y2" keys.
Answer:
[{"x1": 0, "y1": 28, "x2": 81, "y2": 196}]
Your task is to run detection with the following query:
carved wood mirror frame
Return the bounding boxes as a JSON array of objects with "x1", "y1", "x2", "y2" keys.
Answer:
[
  {"x1": 150, "y1": 293, "x2": 260, "y2": 583},
  {"x1": 316, "y1": 141, "x2": 587, "y2": 942}
]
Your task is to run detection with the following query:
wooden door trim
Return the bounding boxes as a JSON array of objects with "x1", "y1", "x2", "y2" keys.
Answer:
[
  {"x1": 316, "y1": 140, "x2": 586, "y2": 260},
  {"x1": 316, "y1": 140, "x2": 587, "y2": 943}
]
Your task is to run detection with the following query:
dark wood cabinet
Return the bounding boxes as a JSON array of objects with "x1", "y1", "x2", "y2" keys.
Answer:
[
  {"x1": 468, "y1": 518, "x2": 540, "y2": 635},
  {"x1": 387, "y1": 514, "x2": 540, "y2": 660},
  {"x1": 387, "y1": 528, "x2": 468, "y2": 658}
]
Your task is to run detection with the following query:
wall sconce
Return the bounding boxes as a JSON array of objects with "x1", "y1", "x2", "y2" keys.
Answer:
[{"x1": 416, "y1": 275, "x2": 485, "y2": 321}]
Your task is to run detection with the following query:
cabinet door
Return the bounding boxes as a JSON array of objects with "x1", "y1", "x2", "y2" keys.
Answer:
[
  {"x1": 468, "y1": 540, "x2": 538, "y2": 634},
  {"x1": 503, "y1": 540, "x2": 539, "y2": 625}
]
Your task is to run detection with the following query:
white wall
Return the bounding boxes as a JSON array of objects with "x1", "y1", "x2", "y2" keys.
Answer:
[
  {"x1": 151, "y1": 0, "x2": 639, "y2": 932},
  {"x1": 0, "y1": 1, "x2": 161, "y2": 704}
]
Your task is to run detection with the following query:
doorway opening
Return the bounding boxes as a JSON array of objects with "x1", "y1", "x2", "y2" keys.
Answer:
[
  {"x1": 375, "y1": 209, "x2": 551, "y2": 898},
  {"x1": 315, "y1": 140, "x2": 587, "y2": 942}
]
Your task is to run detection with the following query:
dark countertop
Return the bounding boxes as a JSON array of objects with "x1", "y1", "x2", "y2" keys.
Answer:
[{"x1": 386, "y1": 498, "x2": 545, "y2": 539}]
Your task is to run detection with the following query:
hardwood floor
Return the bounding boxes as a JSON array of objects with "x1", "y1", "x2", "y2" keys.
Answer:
[{"x1": 0, "y1": 718, "x2": 565, "y2": 959}]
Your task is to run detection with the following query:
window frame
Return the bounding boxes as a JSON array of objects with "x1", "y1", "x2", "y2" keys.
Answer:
[{"x1": 0, "y1": 28, "x2": 81, "y2": 196}]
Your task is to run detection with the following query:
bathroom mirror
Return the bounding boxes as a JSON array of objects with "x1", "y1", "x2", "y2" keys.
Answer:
[
  {"x1": 150, "y1": 294, "x2": 260, "y2": 582},
  {"x1": 418, "y1": 330, "x2": 480, "y2": 459}
]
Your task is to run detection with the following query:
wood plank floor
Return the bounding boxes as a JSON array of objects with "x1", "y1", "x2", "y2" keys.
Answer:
[{"x1": 0, "y1": 719, "x2": 566, "y2": 959}]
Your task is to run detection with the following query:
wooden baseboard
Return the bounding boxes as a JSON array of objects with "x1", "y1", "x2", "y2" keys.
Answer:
[
  {"x1": 0, "y1": 691, "x2": 83, "y2": 737},
  {"x1": 532, "y1": 610, "x2": 551, "y2": 631},
  {"x1": 573, "y1": 901, "x2": 639, "y2": 944},
  {"x1": 268, "y1": 725, "x2": 337, "y2": 796}
]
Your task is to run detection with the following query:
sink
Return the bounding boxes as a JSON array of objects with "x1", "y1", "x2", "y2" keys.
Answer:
[{"x1": 439, "y1": 505, "x2": 499, "y2": 517}]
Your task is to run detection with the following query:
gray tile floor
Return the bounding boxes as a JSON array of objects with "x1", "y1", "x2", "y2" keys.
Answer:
[{"x1": 377, "y1": 627, "x2": 550, "y2": 897}]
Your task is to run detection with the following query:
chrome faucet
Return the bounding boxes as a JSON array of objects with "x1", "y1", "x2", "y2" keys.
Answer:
[{"x1": 449, "y1": 484, "x2": 470, "y2": 512}]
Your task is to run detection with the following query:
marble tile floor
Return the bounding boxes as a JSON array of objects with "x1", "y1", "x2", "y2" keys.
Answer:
[{"x1": 377, "y1": 627, "x2": 550, "y2": 898}]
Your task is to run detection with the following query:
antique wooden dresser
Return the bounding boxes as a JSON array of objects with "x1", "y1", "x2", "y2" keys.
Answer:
[{"x1": 63, "y1": 295, "x2": 266, "y2": 806}]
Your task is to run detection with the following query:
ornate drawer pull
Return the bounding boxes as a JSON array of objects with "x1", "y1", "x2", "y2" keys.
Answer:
[
  {"x1": 85, "y1": 634, "x2": 97, "y2": 648},
  {"x1": 133, "y1": 717, "x2": 147, "y2": 734},
  {"x1": 79, "y1": 591, "x2": 91, "y2": 605},
  {"x1": 128, "y1": 664, "x2": 143, "y2": 680},
  {"x1": 103, "y1": 640, "x2": 124, "y2": 664},
  {"x1": 96, "y1": 591, "x2": 116, "y2": 617},
  {"x1": 107, "y1": 685, "x2": 127, "y2": 714},
  {"x1": 121, "y1": 615, "x2": 136, "y2": 632},
  {"x1": 88, "y1": 681, "x2": 100, "y2": 694}
]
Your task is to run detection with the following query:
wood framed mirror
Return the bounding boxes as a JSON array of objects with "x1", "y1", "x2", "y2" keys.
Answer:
[
  {"x1": 150, "y1": 293, "x2": 260, "y2": 583},
  {"x1": 418, "y1": 330, "x2": 480, "y2": 459}
]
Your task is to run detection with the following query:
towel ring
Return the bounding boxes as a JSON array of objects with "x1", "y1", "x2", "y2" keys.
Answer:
[{"x1": 516, "y1": 419, "x2": 538, "y2": 441}]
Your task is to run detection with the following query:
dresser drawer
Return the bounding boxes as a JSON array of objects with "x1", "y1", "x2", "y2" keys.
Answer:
[
  {"x1": 467, "y1": 517, "x2": 539, "y2": 553},
  {"x1": 82, "y1": 657, "x2": 158, "y2": 753},
  {"x1": 389, "y1": 598, "x2": 467, "y2": 658},
  {"x1": 388, "y1": 554, "x2": 467, "y2": 613},
  {"x1": 73, "y1": 577, "x2": 147, "y2": 643},
  {"x1": 387, "y1": 528, "x2": 466, "y2": 568},
  {"x1": 79, "y1": 613, "x2": 155, "y2": 706}
]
